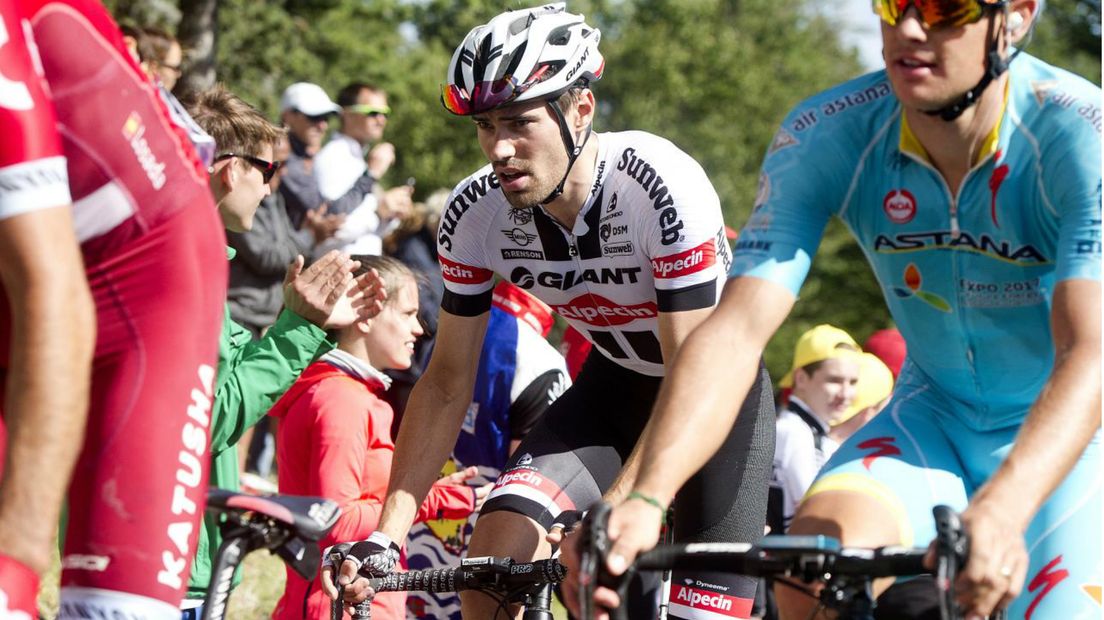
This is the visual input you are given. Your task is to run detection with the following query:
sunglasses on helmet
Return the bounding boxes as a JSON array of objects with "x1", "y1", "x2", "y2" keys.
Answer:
[
  {"x1": 213, "y1": 153, "x2": 281, "y2": 184},
  {"x1": 872, "y1": 0, "x2": 1006, "y2": 29}
]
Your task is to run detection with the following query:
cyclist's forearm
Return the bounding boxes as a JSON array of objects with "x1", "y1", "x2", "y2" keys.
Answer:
[
  {"x1": 630, "y1": 318, "x2": 764, "y2": 505},
  {"x1": 971, "y1": 332, "x2": 1100, "y2": 528},
  {"x1": 378, "y1": 379, "x2": 472, "y2": 542},
  {"x1": 0, "y1": 268, "x2": 94, "y2": 571}
]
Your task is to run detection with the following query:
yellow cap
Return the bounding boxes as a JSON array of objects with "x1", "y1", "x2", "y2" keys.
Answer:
[
  {"x1": 779, "y1": 324, "x2": 860, "y2": 388},
  {"x1": 831, "y1": 353, "x2": 895, "y2": 426}
]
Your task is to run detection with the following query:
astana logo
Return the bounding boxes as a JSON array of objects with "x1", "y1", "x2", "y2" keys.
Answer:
[{"x1": 892, "y1": 263, "x2": 951, "y2": 312}]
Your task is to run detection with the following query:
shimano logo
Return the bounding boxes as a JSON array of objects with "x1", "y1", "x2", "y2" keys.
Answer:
[
  {"x1": 509, "y1": 266, "x2": 641, "y2": 291},
  {"x1": 517, "y1": 453, "x2": 533, "y2": 466},
  {"x1": 617, "y1": 148, "x2": 684, "y2": 245},
  {"x1": 122, "y1": 113, "x2": 167, "y2": 190}
]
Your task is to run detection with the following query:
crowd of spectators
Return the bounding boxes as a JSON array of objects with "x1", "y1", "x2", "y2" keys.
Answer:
[{"x1": 19, "y1": 15, "x2": 911, "y2": 620}]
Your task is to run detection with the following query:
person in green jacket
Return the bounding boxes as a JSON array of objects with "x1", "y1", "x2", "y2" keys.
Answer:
[{"x1": 181, "y1": 85, "x2": 385, "y2": 616}]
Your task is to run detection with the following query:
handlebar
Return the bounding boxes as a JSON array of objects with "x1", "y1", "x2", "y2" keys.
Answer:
[
  {"x1": 578, "y1": 503, "x2": 968, "y2": 620},
  {"x1": 330, "y1": 555, "x2": 567, "y2": 619}
]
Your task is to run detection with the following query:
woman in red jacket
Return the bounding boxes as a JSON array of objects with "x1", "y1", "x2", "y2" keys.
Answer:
[{"x1": 269, "y1": 256, "x2": 487, "y2": 619}]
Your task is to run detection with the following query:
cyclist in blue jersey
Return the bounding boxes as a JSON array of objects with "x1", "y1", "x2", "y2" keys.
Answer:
[{"x1": 585, "y1": 1, "x2": 1101, "y2": 619}]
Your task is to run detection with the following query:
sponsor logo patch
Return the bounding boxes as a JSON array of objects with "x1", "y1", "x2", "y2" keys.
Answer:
[
  {"x1": 440, "y1": 256, "x2": 493, "y2": 285},
  {"x1": 883, "y1": 189, "x2": 917, "y2": 224},
  {"x1": 503, "y1": 227, "x2": 538, "y2": 246},
  {"x1": 670, "y1": 584, "x2": 750, "y2": 617},
  {"x1": 501, "y1": 248, "x2": 544, "y2": 260},
  {"x1": 651, "y1": 240, "x2": 716, "y2": 279},
  {"x1": 602, "y1": 241, "x2": 634, "y2": 257},
  {"x1": 506, "y1": 208, "x2": 533, "y2": 225},
  {"x1": 553, "y1": 294, "x2": 658, "y2": 327}
]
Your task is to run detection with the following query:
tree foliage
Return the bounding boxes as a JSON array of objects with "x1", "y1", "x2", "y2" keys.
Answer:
[{"x1": 104, "y1": 0, "x2": 1100, "y2": 379}]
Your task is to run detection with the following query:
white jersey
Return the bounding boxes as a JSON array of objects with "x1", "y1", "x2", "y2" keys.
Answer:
[{"x1": 438, "y1": 130, "x2": 732, "y2": 376}]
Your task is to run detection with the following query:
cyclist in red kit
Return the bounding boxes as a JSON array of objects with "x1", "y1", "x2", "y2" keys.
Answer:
[{"x1": 0, "y1": 1, "x2": 226, "y2": 617}]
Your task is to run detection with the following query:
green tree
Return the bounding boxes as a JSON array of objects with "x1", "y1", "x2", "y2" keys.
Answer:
[{"x1": 1029, "y1": 0, "x2": 1101, "y2": 84}]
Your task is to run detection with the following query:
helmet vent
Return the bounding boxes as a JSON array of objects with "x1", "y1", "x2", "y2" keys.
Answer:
[
  {"x1": 510, "y1": 15, "x2": 531, "y2": 35},
  {"x1": 547, "y1": 25, "x2": 572, "y2": 46}
]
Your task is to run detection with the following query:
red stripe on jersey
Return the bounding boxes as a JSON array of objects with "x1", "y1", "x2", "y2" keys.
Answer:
[
  {"x1": 651, "y1": 240, "x2": 716, "y2": 280},
  {"x1": 440, "y1": 255, "x2": 493, "y2": 285}
]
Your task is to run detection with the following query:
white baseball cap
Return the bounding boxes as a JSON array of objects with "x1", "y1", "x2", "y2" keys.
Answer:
[{"x1": 279, "y1": 82, "x2": 340, "y2": 116}]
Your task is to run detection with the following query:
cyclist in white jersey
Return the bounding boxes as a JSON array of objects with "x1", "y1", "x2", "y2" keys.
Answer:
[
  {"x1": 587, "y1": 1, "x2": 1100, "y2": 620},
  {"x1": 329, "y1": 4, "x2": 776, "y2": 619}
]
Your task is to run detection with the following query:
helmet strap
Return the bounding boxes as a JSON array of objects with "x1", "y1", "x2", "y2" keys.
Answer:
[
  {"x1": 541, "y1": 99, "x2": 593, "y2": 205},
  {"x1": 923, "y1": 9, "x2": 1020, "y2": 122}
]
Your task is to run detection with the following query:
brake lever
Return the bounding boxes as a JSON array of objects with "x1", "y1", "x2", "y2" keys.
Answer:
[{"x1": 932, "y1": 505, "x2": 968, "y2": 620}]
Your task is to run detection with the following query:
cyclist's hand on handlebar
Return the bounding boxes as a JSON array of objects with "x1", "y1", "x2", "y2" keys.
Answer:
[
  {"x1": 589, "y1": 498, "x2": 666, "y2": 616},
  {"x1": 924, "y1": 500, "x2": 1027, "y2": 620},
  {"x1": 551, "y1": 519, "x2": 592, "y2": 619}
]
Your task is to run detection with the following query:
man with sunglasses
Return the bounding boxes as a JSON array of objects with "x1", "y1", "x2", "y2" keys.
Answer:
[
  {"x1": 592, "y1": 1, "x2": 1100, "y2": 619},
  {"x1": 327, "y1": 5, "x2": 776, "y2": 619},
  {"x1": 182, "y1": 84, "x2": 386, "y2": 618},
  {"x1": 278, "y1": 82, "x2": 340, "y2": 229},
  {"x1": 314, "y1": 82, "x2": 413, "y2": 256}
]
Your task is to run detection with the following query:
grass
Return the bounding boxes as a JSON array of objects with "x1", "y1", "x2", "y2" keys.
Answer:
[{"x1": 37, "y1": 546, "x2": 286, "y2": 619}]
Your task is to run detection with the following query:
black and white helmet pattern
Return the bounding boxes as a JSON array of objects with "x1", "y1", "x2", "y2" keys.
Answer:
[{"x1": 442, "y1": 3, "x2": 604, "y2": 116}]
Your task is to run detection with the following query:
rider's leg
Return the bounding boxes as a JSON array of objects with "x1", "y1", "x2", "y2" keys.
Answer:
[
  {"x1": 458, "y1": 352, "x2": 659, "y2": 619},
  {"x1": 669, "y1": 361, "x2": 775, "y2": 620},
  {"x1": 461, "y1": 511, "x2": 553, "y2": 617},
  {"x1": 775, "y1": 382, "x2": 969, "y2": 620},
  {"x1": 59, "y1": 207, "x2": 225, "y2": 618},
  {"x1": 984, "y1": 430, "x2": 1101, "y2": 618}
]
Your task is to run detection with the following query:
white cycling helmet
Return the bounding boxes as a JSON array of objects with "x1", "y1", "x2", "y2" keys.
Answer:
[{"x1": 442, "y1": 3, "x2": 604, "y2": 116}]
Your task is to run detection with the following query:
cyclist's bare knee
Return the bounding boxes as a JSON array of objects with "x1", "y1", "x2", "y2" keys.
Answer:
[
  {"x1": 460, "y1": 511, "x2": 551, "y2": 619},
  {"x1": 775, "y1": 490, "x2": 904, "y2": 620}
]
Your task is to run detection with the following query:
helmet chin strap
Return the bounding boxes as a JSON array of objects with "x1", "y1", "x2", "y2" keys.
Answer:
[
  {"x1": 540, "y1": 99, "x2": 592, "y2": 205},
  {"x1": 923, "y1": 11, "x2": 1021, "y2": 122}
]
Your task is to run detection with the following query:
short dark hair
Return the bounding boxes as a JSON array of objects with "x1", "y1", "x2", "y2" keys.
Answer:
[
  {"x1": 184, "y1": 84, "x2": 284, "y2": 158},
  {"x1": 553, "y1": 86, "x2": 585, "y2": 114},
  {"x1": 336, "y1": 82, "x2": 386, "y2": 108}
]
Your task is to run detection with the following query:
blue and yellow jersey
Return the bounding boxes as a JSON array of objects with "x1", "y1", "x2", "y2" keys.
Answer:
[{"x1": 731, "y1": 53, "x2": 1101, "y2": 429}]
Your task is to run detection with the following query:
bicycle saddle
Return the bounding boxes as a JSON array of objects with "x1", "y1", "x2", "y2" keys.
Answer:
[{"x1": 206, "y1": 489, "x2": 341, "y2": 542}]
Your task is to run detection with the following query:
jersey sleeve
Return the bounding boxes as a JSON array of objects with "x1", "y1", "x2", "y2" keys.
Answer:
[
  {"x1": 437, "y1": 172, "x2": 498, "y2": 317},
  {"x1": 632, "y1": 139, "x2": 728, "y2": 312},
  {"x1": 508, "y1": 368, "x2": 569, "y2": 439},
  {"x1": 1043, "y1": 87, "x2": 1102, "y2": 284},
  {"x1": 0, "y1": 4, "x2": 70, "y2": 220},
  {"x1": 727, "y1": 98, "x2": 856, "y2": 295}
]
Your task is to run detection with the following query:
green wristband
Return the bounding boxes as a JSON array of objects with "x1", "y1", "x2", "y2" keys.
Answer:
[{"x1": 626, "y1": 491, "x2": 667, "y2": 513}]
